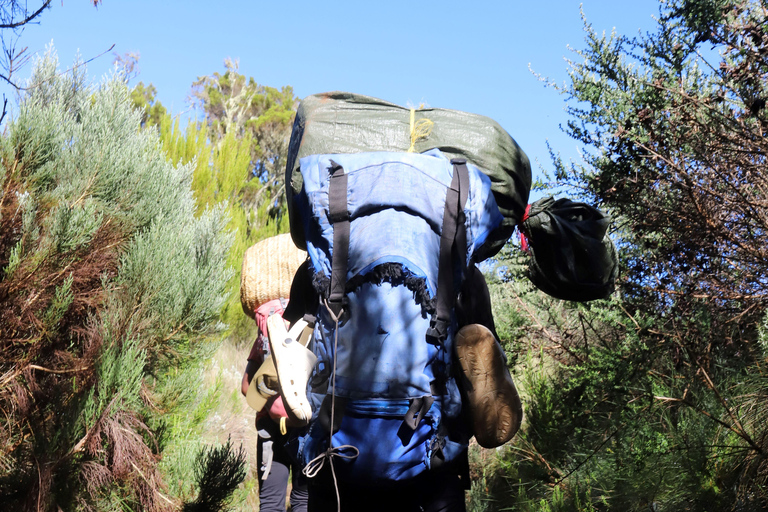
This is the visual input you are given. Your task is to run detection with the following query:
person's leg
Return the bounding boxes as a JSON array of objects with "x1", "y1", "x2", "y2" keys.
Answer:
[
  {"x1": 289, "y1": 463, "x2": 309, "y2": 512},
  {"x1": 257, "y1": 428, "x2": 290, "y2": 512},
  {"x1": 265, "y1": 425, "x2": 310, "y2": 512}
]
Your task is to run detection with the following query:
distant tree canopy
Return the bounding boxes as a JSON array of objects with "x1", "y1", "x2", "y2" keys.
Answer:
[
  {"x1": 191, "y1": 58, "x2": 297, "y2": 219},
  {"x1": 125, "y1": 60, "x2": 296, "y2": 340},
  {"x1": 130, "y1": 81, "x2": 168, "y2": 127}
]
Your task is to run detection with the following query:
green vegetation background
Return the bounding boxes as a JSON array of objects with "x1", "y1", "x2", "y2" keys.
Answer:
[{"x1": 2, "y1": 0, "x2": 768, "y2": 511}]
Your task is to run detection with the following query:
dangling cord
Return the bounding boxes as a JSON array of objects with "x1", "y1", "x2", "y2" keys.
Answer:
[
  {"x1": 302, "y1": 299, "x2": 359, "y2": 512},
  {"x1": 407, "y1": 106, "x2": 434, "y2": 153}
]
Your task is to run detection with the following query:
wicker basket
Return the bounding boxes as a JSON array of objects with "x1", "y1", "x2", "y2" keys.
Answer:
[{"x1": 240, "y1": 234, "x2": 307, "y2": 318}]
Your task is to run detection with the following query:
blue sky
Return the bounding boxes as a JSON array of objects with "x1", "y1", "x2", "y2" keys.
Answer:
[{"x1": 4, "y1": 0, "x2": 661, "y2": 181}]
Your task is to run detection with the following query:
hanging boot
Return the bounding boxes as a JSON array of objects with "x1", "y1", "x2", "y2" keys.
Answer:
[{"x1": 455, "y1": 324, "x2": 523, "y2": 448}]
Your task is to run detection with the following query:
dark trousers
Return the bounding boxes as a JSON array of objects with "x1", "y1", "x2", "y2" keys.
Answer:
[
  {"x1": 257, "y1": 419, "x2": 309, "y2": 512},
  {"x1": 307, "y1": 465, "x2": 467, "y2": 512}
]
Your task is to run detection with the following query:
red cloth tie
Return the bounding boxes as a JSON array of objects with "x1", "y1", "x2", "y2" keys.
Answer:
[{"x1": 519, "y1": 204, "x2": 531, "y2": 251}]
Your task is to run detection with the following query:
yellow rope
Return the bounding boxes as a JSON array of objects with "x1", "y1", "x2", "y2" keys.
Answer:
[
  {"x1": 408, "y1": 106, "x2": 434, "y2": 153},
  {"x1": 280, "y1": 416, "x2": 287, "y2": 435}
]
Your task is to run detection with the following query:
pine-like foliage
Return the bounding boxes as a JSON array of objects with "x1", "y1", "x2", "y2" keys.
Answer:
[
  {"x1": 155, "y1": 115, "x2": 288, "y2": 339},
  {"x1": 182, "y1": 438, "x2": 247, "y2": 512},
  {"x1": 478, "y1": 1, "x2": 768, "y2": 511},
  {"x1": 0, "y1": 48, "x2": 235, "y2": 511}
]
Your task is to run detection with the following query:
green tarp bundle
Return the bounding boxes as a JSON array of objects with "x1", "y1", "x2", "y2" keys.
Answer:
[{"x1": 285, "y1": 92, "x2": 532, "y2": 259}]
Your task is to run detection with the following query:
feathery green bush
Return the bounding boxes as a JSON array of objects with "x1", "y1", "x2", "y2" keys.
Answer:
[{"x1": 0, "y1": 48, "x2": 243, "y2": 511}]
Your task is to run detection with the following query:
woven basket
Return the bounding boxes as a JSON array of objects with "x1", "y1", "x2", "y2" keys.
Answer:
[{"x1": 240, "y1": 234, "x2": 307, "y2": 318}]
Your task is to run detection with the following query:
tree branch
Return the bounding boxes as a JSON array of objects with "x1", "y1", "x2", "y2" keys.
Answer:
[{"x1": 0, "y1": 1, "x2": 52, "y2": 30}]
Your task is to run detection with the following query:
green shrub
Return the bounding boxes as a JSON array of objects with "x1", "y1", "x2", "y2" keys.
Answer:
[{"x1": 0, "y1": 48, "x2": 242, "y2": 511}]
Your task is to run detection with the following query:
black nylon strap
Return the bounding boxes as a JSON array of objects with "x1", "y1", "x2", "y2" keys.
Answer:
[
  {"x1": 327, "y1": 160, "x2": 349, "y2": 316},
  {"x1": 403, "y1": 395, "x2": 435, "y2": 431},
  {"x1": 455, "y1": 161, "x2": 470, "y2": 271},
  {"x1": 427, "y1": 159, "x2": 470, "y2": 342}
]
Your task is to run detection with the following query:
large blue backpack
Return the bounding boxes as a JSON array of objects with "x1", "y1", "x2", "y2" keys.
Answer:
[{"x1": 291, "y1": 149, "x2": 504, "y2": 484}]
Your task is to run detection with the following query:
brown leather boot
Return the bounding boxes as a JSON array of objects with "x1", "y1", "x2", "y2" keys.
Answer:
[{"x1": 455, "y1": 324, "x2": 523, "y2": 448}]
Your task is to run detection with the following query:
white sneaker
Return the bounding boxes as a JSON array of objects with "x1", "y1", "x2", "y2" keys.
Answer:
[{"x1": 267, "y1": 315, "x2": 316, "y2": 425}]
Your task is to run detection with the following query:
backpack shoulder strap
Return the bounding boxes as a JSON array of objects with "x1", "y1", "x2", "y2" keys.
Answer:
[
  {"x1": 327, "y1": 157, "x2": 469, "y2": 329},
  {"x1": 427, "y1": 158, "x2": 470, "y2": 343},
  {"x1": 327, "y1": 160, "x2": 349, "y2": 316}
]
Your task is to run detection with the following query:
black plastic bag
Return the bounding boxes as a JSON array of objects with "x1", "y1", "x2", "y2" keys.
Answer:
[{"x1": 520, "y1": 197, "x2": 618, "y2": 302}]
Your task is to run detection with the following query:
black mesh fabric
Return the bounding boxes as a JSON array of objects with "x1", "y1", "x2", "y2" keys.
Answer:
[
  {"x1": 521, "y1": 197, "x2": 618, "y2": 302},
  {"x1": 311, "y1": 262, "x2": 435, "y2": 318}
]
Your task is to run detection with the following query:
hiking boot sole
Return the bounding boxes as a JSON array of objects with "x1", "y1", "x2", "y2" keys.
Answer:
[{"x1": 455, "y1": 324, "x2": 523, "y2": 448}]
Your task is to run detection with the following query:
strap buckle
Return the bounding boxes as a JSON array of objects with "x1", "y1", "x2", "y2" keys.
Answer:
[{"x1": 426, "y1": 318, "x2": 448, "y2": 343}]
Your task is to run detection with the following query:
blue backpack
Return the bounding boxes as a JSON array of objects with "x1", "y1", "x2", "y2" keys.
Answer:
[{"x1": 291, "y1": 149, "x2": 504, "y2": 484}]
